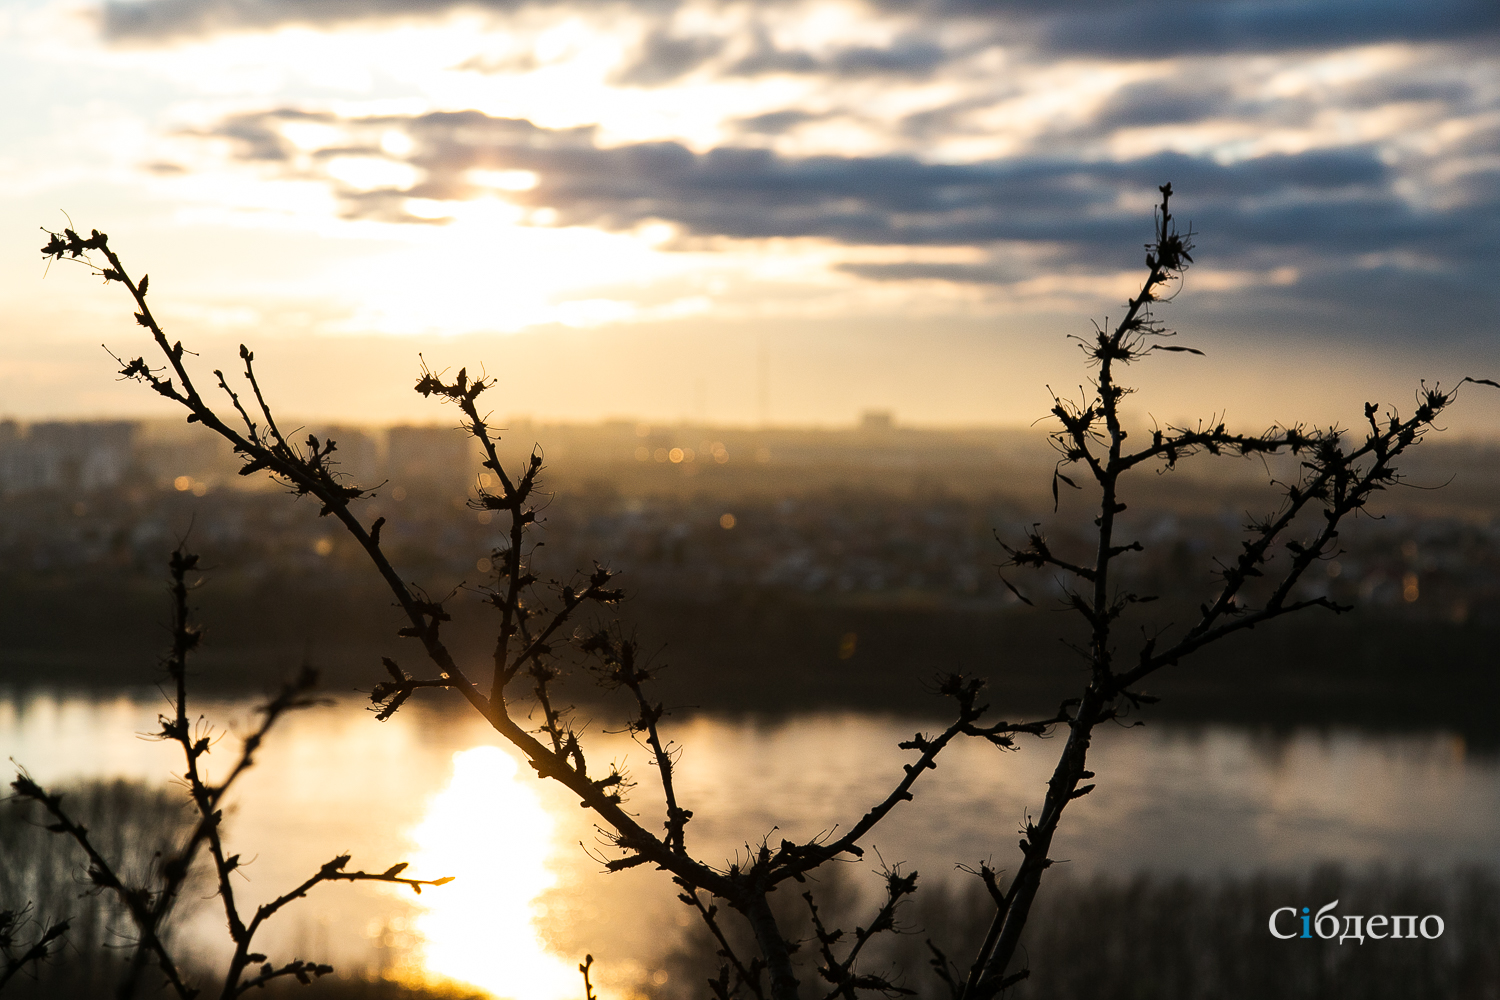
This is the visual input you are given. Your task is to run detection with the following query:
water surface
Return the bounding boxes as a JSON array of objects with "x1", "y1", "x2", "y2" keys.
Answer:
[{"x1": 4, "y1": 690, "x2": 1495, "y2": 998}]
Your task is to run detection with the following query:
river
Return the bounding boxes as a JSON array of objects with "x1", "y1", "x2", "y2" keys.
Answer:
[{"x1": 3, "y1": 688, "x2": 1495, "y2": 999}]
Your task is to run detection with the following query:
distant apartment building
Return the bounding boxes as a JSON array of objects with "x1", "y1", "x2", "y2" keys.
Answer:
[
  {"x1": 0, "y1": 420, "x2": 137, "y2": 494},
  {"x1": 306, "y1": 425, "x2": 379, "y2": 486},
  {"x1": 385, "y1": 425, "x2": 475, "y2": 496}
]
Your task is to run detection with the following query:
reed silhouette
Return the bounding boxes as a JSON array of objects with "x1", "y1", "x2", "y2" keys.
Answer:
[
  {"x1": 653, "y1": 862, "x2": 1500, "y2": 1000},
  {"x1": 2, "y1": 779, "x2": 192, "y2": 996},
  {"x1": 31, "y1": 184, "x2": 1487, "y2": 999}
]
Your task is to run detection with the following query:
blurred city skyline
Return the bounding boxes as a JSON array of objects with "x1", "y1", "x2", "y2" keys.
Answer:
[{"x1": 2, "y1": 0, "x2": 1497, "y2": 431}]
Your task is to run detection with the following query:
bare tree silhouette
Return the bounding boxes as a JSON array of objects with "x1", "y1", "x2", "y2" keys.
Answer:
[{"x1": 35, "y1": 184, "x2": 1484, "y2": 999}]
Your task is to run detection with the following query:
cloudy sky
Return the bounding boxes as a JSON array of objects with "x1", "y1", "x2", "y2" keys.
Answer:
[{"x1": 2, "y1": 0, "x2": 1498, "y2": 429}]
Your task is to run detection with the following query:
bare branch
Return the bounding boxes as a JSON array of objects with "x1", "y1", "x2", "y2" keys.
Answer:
[
  {"x1": 677, "y1": 883, "x2": 766, "y2": 1000},
  {"x1": 231, "y1": 960, "x2": 333, "y2": 996},
  {"x1": 806, "y1": 868, "x2": 920, "y2": 1000}
]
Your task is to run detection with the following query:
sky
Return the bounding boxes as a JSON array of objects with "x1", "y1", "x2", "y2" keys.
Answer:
[{"x1": 2, "y1": 0, "x2": 1498, "y2": 430}]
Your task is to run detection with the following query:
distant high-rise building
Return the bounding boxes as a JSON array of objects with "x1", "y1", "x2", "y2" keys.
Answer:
[
  {"x1": 0, "y1": 421, "x2": 136, "y2": 494},
  {"x1": 307, "y1": 425, "x2": 379, "y2": 487},
  {"x1": 385, "y1": 425, "x2": 475, "y2": 496}
]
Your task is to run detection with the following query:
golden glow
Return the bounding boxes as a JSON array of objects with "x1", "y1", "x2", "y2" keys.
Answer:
[
  {"x1": 468, "y1": 168, "x2": 541, "y2": 192},
  {"x1": 553, "y1": 298, "x2": 637, "y2": 328},
  {"x1": 282, "y1": 121, "x2": 344, "y2": 151},
  {"x1": 381, "y1": 130, "x2": 416, "y2": 156},
  {"x1": 403, "y1": 746, "x2": 579, "y2": 1000},
  {"x1": 1188, "y1": 266, "x2": 1300, "y2": 292},
  {"x1": 301, "y1": 207, "x2": 734, "y2": 335},
  {"x1": 325, "y1": 156, "x2": 421, "y2": 192},
  {"x1": 404, "y1": 198, "x2": 454, "y2": 220}
]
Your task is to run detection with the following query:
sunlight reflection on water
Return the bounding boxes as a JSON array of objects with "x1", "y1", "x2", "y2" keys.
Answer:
[{"x1": 402, "y1": 746, "x2": 579, "y2": 1000}]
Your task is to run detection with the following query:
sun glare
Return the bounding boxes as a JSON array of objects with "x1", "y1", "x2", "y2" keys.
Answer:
[
  {"x1": 468, "y1": 167, "x2": 541, "y2": 191},
  {"x1": 325, "y1": 156, "x2": 422, "y2": 192},
  {"x1": 403, "y1": 746, "x2": 580, "y2": 1000}
]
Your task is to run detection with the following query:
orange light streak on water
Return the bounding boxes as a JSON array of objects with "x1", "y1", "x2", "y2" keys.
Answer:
[{"x1": 401, "y1": 746, "x2": 583, "y2": 1000}]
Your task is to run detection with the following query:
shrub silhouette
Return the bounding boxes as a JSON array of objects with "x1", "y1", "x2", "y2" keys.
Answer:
[{"x1": 28, "y1": 184, "x2": 1488, "y2": 999}]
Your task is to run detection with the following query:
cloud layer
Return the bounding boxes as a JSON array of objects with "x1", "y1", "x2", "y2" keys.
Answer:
[
  {"x1": 74, "y1": 0, "x2": 1500, "y2": 345},
  {"x1": 211, "y1": 107, "x2": 1403, "y2": 248},
  {"x1": 101, "y1": 0, "x2": 1500, "y2": 60},
  {"x1": 182, "y1": 97, "x2": 1498, "y2": 329}
]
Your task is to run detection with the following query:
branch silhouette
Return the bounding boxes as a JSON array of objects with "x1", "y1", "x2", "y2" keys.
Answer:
[
  {"x1": 37, "y1": 182, "x2": 1480, "y2": 999},
  {"x1": 960, "y1": 184, "x2": 1473, "y2": 997},
  {"x1": 41, "y1": 223, "x2": 1029, "y2": 1000},
  {"x1": 9, "y1": 549, "x2": 447, "y2": 999}
]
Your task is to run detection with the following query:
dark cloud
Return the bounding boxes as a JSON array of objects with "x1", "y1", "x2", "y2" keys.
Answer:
[
  {"x1": 713, "y1": 23, "x2": 956, "y2": 83},
  {"x1": 103, "y1": 0, "x2": 1500, "y2": 61},
  {"x1": 733, "y1": 109, "x2": 829, "y2": 135},
  {"x1": 610, "y1": 28, "x2": 723, "y2": 85},
  {"x1": 1031, "y1": 76, "x2": 1326, "y2": 148},
  {"x1": 952, "y1": 0, "x2": 1500, "y2": 58},
  {"x1": 85, "y1": 1, "x2": 1500, "y2": 355},
  {"x1": 1448, "y1": 166, "x2": 1500, "y2": 210},
  {"x1": 897, "y1": 94, "x2": 1017, "y2": 141},
  {"x1": 725, "y1": 48, "x2": 817, "y2": 76},
  {"x1": 1032, "y1": 0, "x2": 1500, "y2": 58},
  {"x1": 1446, "y1": 120, "x2": 1500, "y2": 160},
  {"x1": 1093, "y1": 80, "x2": 1237, "y2": 130},
  {"x1": 827, "y1": 39, "x2": 948, "y2": 76},
  {"x1": 1187, "y1": 253, "x2": 1500, "y2": 343},
  {"x1": 1345, "y1": 77, "x2": 1476, "y2": 110},
  {"x1": 187, "y1": 108, "x2": 317, "y2": 160},
  {"x1": 205, "y1": 108, "x2": 1494, "y2": 278},
  {"x1": 162, "y1": 102, "x2": 1500, "y2": 336},
  {"x1": 101, "y1": 0, "x2": 513, "y2": 41},
  {"x1": 728, "y1": 36, "x2": 950, "y2": 79}
]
